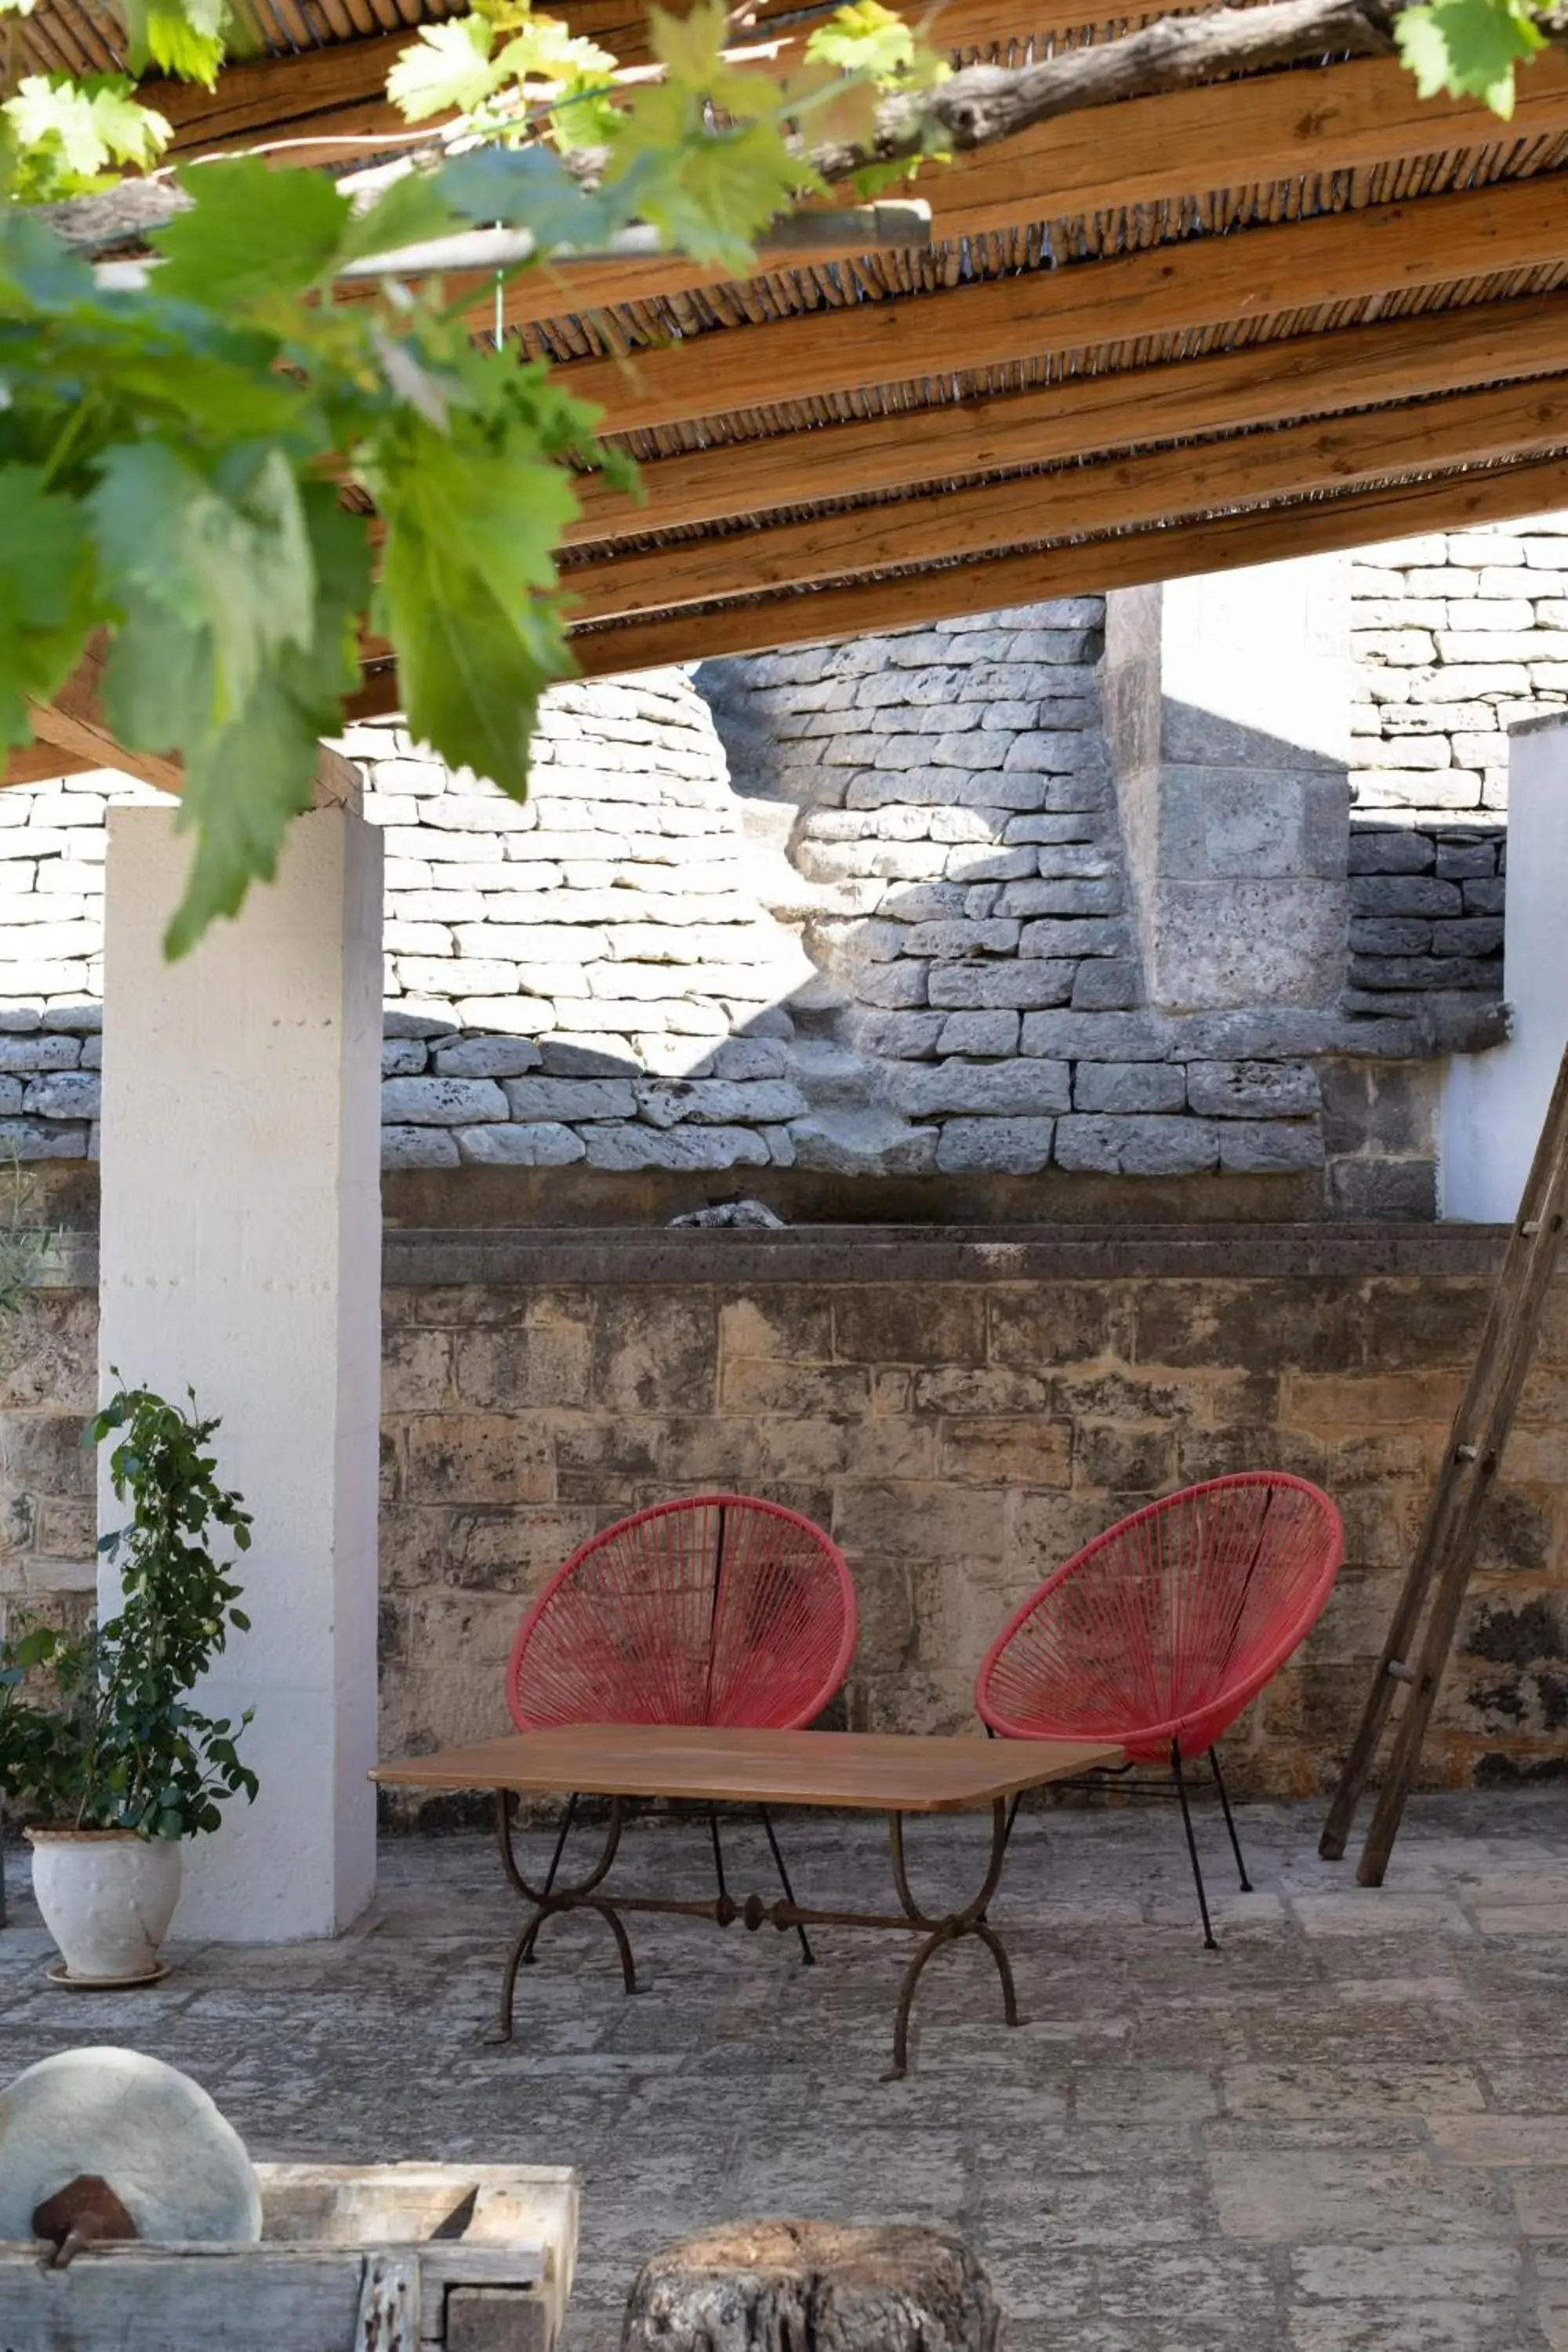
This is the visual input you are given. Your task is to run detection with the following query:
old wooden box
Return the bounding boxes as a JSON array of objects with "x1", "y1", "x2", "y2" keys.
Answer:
[{"x1": 0, "y1": 2160, "x2": 578, "y2": 2352}]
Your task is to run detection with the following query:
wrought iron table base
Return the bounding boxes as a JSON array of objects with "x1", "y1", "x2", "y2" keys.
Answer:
[{"x1": 488, "y1": 1791, "x2": 1021, "y2": 2080}]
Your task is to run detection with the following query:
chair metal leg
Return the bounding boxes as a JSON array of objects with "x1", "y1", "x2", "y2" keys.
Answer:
[
  {"x1": 760, "y1": 1804, "x2": 815, "y2": 1966},
  {"x1": 1171, "y1": 1740, "x2": 1218, "y2": 1952},
  {"x1": 708, "y1": 1804, "x2": 728, "y2": 1903},
  {"x1": 1207, "y1": 1748, "x2": 1252, "y2": 1893}
]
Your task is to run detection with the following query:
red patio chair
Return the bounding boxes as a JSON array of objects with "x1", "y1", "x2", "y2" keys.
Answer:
[
  {"x1": 975, "y1": 1472, "x2": 1344, "y2": 1947},
  {"x1": 507, "y1": 1494, "x2": 857, "y2": 1960}
]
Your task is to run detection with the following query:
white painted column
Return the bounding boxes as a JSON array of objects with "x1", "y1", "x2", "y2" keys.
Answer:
[
  {"x1": 98, "y1": 804, "x2": 383, "y2": 1940},
  {"x1": 1441, "y1": 715, "x2": 1568, "y2": 1221}
]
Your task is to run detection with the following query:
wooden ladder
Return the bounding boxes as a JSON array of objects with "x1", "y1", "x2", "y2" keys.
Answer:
[{"x1": 1320, "y1": 1033, "x2": 1568, "y2": 1885}]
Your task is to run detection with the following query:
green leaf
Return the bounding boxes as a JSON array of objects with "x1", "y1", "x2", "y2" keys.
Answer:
[
  {"x1": 162, "y1": 486, "x2": 368, "y2": 953},
  {"x1": 123, "y1": 0, "x2": 227, "y2": 85},
  {"x1": 438, "y1": 141, "x2": 648, "y2": 254},
  {"x1": 153, "y1": 158, "x2": 351, "y2": 310},
  {"x1": 1396, "y1": 0, "x2": 1544, "y2": 115},
  {"x1": 0, "y1": 464, "x2": 98, "y2": 747},
  {"x1": 90, "y1": 440, "x2": 316, "y2": 730},
  {"x1": 336, "y1": 169, "x2": 460, "y2": 270},
  {"x1": 387, "y1": 17, "x2": 498, "y2": 121},
  {"x1": 3, "y1": 74, "x2": 171, "y2": 198},
  {"x1": 375, "y1": 415, "x2": 578, "y2": 795},
  {"x1": 805, "y1": 1, "x2": 915, "y2": 77}
]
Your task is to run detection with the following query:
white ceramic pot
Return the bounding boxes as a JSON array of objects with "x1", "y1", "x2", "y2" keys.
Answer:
[{"x1": 26, "y1": 1828, "x2": 183, "y2": 1984}]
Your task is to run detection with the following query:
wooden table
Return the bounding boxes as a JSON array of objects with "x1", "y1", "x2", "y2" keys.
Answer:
[{"x1": 374, "y1": 1726, "x2": 1120, "y2": 2078}]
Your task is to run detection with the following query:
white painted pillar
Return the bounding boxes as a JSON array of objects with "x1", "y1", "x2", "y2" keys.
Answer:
[
  {"x1": 98, "y1": 804, "x2": 383, "y2": 1940},
  {"x1": 1441, "y1": 715, "x2": 1568, "y2": 1221}
]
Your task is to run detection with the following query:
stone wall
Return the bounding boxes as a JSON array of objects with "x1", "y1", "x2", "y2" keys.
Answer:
[
  {"x1": 18, "y1": 522, "x2": 1568, "y2": 1202},
  {"x1": 1349, "y1": 515, "x2": 1568, "y2": 822},
  {"x1": 5, "y1": 1232, "x2": 1566, "y2": 1813}
]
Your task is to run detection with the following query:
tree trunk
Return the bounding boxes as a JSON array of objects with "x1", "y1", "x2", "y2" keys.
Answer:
[{"x1": 621, "y1": 2220, "x2": 1001, "y2": 2352}]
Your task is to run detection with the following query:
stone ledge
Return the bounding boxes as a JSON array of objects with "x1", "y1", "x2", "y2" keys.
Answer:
[{"x1": 379, "y1": 1220, "x2": 1514, "y2": 1289}]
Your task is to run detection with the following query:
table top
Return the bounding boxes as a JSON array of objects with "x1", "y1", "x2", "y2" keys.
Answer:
[{"x1": 372, "y1": 1725, "x2": 1123, "y2": 1813}]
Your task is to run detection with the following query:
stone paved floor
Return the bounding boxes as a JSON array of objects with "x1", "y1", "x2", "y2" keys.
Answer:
[{"x1": 6, "y1": 1791, "x2": 1568, "y2": 2349}]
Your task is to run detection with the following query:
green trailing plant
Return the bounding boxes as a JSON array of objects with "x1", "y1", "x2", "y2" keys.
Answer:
[{"x1": 0, "y1": 1381, "x2": 257, "y2": 1838}]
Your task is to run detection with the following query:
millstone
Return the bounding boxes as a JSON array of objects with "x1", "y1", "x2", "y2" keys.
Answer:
[
  {"x1": 0, "y1": 2046, "x2": 262, "y2": 2245},
  {"x1": 622, "y1": 2219, "x2": 1001, "y2": 2352}
]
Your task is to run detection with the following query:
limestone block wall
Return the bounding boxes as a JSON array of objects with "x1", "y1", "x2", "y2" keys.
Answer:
[
  {"x1": 7, "y1": 531, "x2": 1566, "y2": 1202},
  {"x1": 1349, "y1": 514, "x2": 1568, "y2": 822},
  {"x1": 5, "y1": 1232, "x2": 1567, "y2": 1812}
]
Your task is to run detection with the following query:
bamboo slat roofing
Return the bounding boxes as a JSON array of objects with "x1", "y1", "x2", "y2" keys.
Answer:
[{"x1": 22, "y1": 0, "x2": 1568, "y2": 690}]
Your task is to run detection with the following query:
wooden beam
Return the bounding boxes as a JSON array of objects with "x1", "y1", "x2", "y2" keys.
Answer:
[
  {"x1": 7, "y1": 636, "x2": 361, "y2": 805},
  {"x1": 343, "y1": 447, "x2": 1568, "y2": 711},
  {"x1": 568, "y1": 292, "x2": 1568, "y2": 543},
  {"x1": 26, "y1": 699, "x2": 183, "y2": 795},
  {"x1": 543, "y1": 448, "x2": 1568, "y2": 676},
  {"x1": 0, "y1": 742, "x2": 100, "y2": 787},
  {"x1": 495, "y1": 47, "x2": 1568, "y2": 328},
  {"x1": 24, "y1": 640, "x2": 184, "y2": 797},
  {"x1": 563, "y1": 373, "x2": 1568, "y2": 621},
  {"x1": 154, "y1": 0, "x2": 1120, "y2": 163},
  {"x1": 551, "y1": 172, "x2": 1568, "y2": 437}
]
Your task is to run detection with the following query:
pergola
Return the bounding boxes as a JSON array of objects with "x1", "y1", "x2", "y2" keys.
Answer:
[{"x1": 9, "y1": 0, "x2": 1568, "y2": 1938}]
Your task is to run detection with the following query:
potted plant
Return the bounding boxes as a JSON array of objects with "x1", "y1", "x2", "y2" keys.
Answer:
[{"x1": 0, "y1": 1381, "x2": 258, "y2": 1984}]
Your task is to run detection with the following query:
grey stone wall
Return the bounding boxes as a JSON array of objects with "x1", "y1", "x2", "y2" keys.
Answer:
[
  {"x1": 8, "y1": 521, "x2": 1567, "y2": 1203},
  {"x1": 1349, "y1": 516, "x2": 1568, "y2": 821}
]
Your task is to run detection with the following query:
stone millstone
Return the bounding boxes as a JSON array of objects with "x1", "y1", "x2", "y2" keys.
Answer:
[
  {"x1": 0, "y1": 2047, "x2": 262, "y2": 2245},
  {"x1": 622, "y1": 2219, "x2": 1001, "y2": 2352}
]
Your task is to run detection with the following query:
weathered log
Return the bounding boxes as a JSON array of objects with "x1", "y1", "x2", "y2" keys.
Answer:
[{"x1": 621, "y1": 2220, "x2": 1002, "y2": 2352}]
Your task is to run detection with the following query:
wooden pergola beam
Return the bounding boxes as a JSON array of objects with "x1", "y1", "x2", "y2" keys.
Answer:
[
  {"x1": 562, "y1": 374, "x2": 1568, "y2": 622},
  {"x1": 493, "y1": 48, "x2": 1568, "y2": 329},
  {"x1": 568, "y1": 449, "x2": 1568, "y2": 674},
  {"x1": 4, "y1": 641, "x2": 361, "y2": 807},
  {"x1": 1, "y1": 742, "x2": 100, "y2": 786},
  {"x1": 152, "y1": 0, "x2": 1121, "y2": 163},
  {"x1": 568, "y1": 292, "x2": 1568, "y2": 543},
  {"x1": 552, "y1": 172, "x2": 1568, "y2": 437},
  {"x1": 341, "y1": 447, "x2": 1568, "y2": 706}
]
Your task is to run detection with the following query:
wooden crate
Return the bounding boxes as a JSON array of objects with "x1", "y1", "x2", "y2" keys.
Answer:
[{"x1": 0, "y1": 2160, "x2": 579, "y2": 2352}]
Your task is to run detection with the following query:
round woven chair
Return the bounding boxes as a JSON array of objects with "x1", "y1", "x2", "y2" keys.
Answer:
[
  {"x1": 975, "y1": 1472, "x2": 1344, "y2": 1945},
  {"x1": 508, "y1": 1493, "x2": 856, "y2": 1734},
  {"x1": 506, "y1": 1494, "x2": 857, "y2": 1959}
]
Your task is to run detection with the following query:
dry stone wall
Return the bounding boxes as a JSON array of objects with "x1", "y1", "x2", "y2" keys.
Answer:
[
  {"x1": 5, "y1": 1232, "x2": 1568, "y2": 1809},
  {"x1": 13, "y1": 520, "x2": 1568, "y2": 1197}
]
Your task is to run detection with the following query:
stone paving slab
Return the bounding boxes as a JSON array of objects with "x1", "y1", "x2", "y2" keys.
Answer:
[{"x1": 3, "y1": 1790, "x2": 1568, "y2": 2350}]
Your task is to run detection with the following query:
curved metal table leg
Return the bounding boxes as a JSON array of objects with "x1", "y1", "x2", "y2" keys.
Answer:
[
  {"x1": 486, "y1": 1790, "x2": 634, "y2": 2042},
  {"x1": 882, "y1": 1798, "x2": 1022, "y2": 2081}
]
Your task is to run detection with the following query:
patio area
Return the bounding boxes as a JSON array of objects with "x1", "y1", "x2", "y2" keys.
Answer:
[{"x1": 5, "y1": 1788, "x2": 1568, "y2": 2350}]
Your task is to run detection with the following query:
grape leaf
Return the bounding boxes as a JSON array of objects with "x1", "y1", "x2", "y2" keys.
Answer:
[
  {"x1": 89, "y1": 441, "x2": 315, "y2": 728},
  {"x1": 438, "y1": 141, "x2": 649, "y2": 252},
  {"x1": 336, "y1": 169, "x2": 459, "y2": 269},
  {"x1": 153, "y1": 159, "x2": 350, "y2": 309},
  {"x1": 4, "y1": 74, "x2": 169, "y2": 197},
  {"x1": 374, "y1": 418, "x2": 579, "y2": 795},
  {"x1": 99, "y1": 599, "x2": 212, "y2": 755},
  {"x1": 0, "y1": 464, "x2": 98, "y2": 745},
  {"x1": 162, "y1": 489, "x2": 368, "y2": 956},
  {"x1": 1396, "y1": 0, "x2": 1544, "y2": 116},
  {"x1": 805, "y1": 2, "x2": 915, "y2": 77},
  {"x1": 387, "y1": 17, "x2": 499, "y2": 120},
  {"x1": 122, "y1": 0, "x2": 227, "y2": 86}
]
